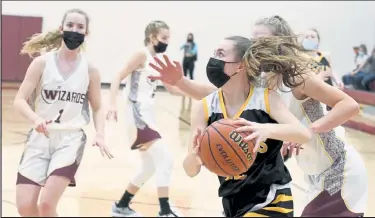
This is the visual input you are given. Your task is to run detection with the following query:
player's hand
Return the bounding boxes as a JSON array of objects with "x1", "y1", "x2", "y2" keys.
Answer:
[
  {"x1": 34, "y1": 118, "x2": 52, "y2": 138},
  {"x1": 93, "y1": 133, "x2": 114, "y2": 159},
  {"x1": 148, "y1": 55, "x2": 184, "y2": 85},
  {"x1": 281, "y1": 142, "x2": 302, "y2": 158},
  {"x1": 191, "y1": 128, "x2": 203, "y2": 165},
  {"x1": 233, "y1": 118, "x2": 270, "y2": 154},
  {"x1": 106, "y1": 106, "x2": 118, "y2": 122}
]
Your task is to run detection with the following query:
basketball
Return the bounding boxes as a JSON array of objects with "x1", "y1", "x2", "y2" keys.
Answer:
[{"x1": 199, "y1": 119, "x2": 257, "y2": 177}]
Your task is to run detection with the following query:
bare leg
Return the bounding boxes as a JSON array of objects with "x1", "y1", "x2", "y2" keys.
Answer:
[
  {"x1": 16, "y1": 184, "x2": 41, "y2": 217},
  {"x1": 38, "y1": 175, "x2": 70, "y2": 217}
]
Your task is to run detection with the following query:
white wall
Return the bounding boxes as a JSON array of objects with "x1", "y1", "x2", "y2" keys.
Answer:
[{"x1": 3, "y1": 1, "x2": 375, "y2": 84}]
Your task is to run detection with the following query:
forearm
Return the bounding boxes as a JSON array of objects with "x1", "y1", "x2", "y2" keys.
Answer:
[
  {"x1": 109, "y1": 76, "x2": 121, "y2": 106},
  {"x1": 265, "y1": 123, "x2": 311, "y2": 144},
  {"x1": 92, "y1": 108, "x2": 105, "y2": 135},
  {"x1": 176, "y1": 77, "x2": 217, "y2": 100},
  {"x1": 13, "y1": 99, "x2": 40, "y2": 123},
  {"x1": 312, "y1": 99, "x2": 359, "y2": 133},
  {"x1": 183, "y1": 153, "x2": 201, "y2": 177}
]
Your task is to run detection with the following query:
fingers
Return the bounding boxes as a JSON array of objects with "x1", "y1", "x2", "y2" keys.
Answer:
[
  {"x1": 173, "y1": 61, "x2": 182, "y2": 71},
  {"x1": 253, "y1": 138, "x2": 261, "y2": 153},
  {"x1": 233, "y1": 118, "x2": 254, "y2": 126},
  {"x1": 153, "y1": 57, "x2": 167, "y2": 69},
  {"x1": 149, "y1": 62, "x2": 163, "y2": 72},
  {"x1": 193, "y1": 129, "x2": 202, "y2": 147},
  {"x1": 104, "y1": 148, "x2": 114, "y2": 159},
  {"x1": 162, "y1": 55, "x2": 173, "y2": 67},
  {"x1": 288, "y1": 143, "x2": 295, "y2": 157},
  {"x1": 148, "y1": 75, "x2": 163, "y2": 81},
  {"x1": 235, "y1": 126, "x2": 254, "y2": 133},
  {"x1": 243, "y1": 132, "x2": 259, "y2": 142}
]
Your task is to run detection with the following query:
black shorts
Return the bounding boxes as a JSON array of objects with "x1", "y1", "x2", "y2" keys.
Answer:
[{"x1": 222, "y1": 186, "x2": 294, "y2": 217}]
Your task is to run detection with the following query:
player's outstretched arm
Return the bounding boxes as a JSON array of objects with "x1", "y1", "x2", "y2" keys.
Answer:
[
  {"x1": 183, "y1": 100, "x2": 207, "y2": 177},
  {"x1": 149, "y1": 55, "x2": 217, "y2": 100}
]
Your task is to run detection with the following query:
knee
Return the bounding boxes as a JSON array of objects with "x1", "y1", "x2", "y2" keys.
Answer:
[
  {"x1": 38, "y1": 200, "x2": 56, "y2": 216},
  {"x1": 17, "y1": 202, "x2": 37, "y2": 217}
]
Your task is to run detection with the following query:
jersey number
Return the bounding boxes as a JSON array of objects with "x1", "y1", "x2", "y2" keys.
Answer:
[
  {"x1": 54, "y1": 109, "x2": 64, "y2": 123},
  {"x1": 258, "y1": 142, "x2": 268, "y2": 154}
]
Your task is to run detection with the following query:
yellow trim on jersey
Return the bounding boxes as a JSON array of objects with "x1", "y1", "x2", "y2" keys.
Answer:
[
  {"x1": 243, "y1": 212, "x2": 268, "y2": 217},
  {"x1": 271, "y1": 194, "x2": 293, "y2": 204},
  {"x1": 262, "y1": 207, "x2": 293, "y2": 213},
  {"x1": 264, "y1": 88, "x2": 270, "y2": 114},
  {"x1": 202, "y1": 97, "x2": 209, "y2": 122},
  {"x1": 218, "y1": 86, "x2": 254, "y2": 119}
]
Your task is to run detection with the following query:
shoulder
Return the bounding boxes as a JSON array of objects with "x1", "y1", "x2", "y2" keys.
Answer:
[{"x1": 29, "y1": 54, "x2": 49, "y2": 72}]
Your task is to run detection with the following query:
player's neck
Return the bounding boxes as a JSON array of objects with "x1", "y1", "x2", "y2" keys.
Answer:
[
  {"x1": 146, "y1": 45, "x2": 157, "y2": 56},
  {"x1": 222, "y1": 81, "x2": 250, "y2": 106},
  {"x1": 58, "y1": 47, "x2": 80, "y2": 61}
]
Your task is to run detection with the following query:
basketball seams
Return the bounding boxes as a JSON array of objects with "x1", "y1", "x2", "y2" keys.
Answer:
[
  {"x1": 210, "y1": 125, "x2": 248, "y2": 170},
  {"x1": 206, "y1": 130, "x2": 231, "y2": 176}
]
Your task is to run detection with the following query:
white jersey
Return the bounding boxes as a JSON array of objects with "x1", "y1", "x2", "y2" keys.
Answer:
[
  {"x1": 31, "y1": 51, "x2": 90, "y2": 130},
  {"x1": 124, "y1": 47, "x2": 159, "y2": 107},
  {"x1": 287, "y1": 95, "x2": 348, "y2": 175}
]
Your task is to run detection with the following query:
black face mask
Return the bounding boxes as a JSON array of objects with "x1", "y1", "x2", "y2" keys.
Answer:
[
  {"x1": 154, "y1": 41, "x2": 168, "y2": 53},
  {"x1": 62, "y1": 31, "x2": 85, "y2": 50},
  {"x1": 206, "y1": 58, "x2": 238, "y2": 88},
  {"x1": 187, "y1": 38, "x2": 193, "y2": 42}
]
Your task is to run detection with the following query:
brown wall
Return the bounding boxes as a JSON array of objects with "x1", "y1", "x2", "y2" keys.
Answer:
[{"x1": 1, "y1": 15, "x2": 43, "y2": 82}]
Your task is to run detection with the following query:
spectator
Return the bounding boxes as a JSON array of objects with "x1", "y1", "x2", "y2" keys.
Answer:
[
  {"x1": 356, "y1": 48, "x2": 375, "y2": 91},
  {"x1": 354, "y1": 44, "x2": 369, "y2": 70},
  {"x1": 343, "y1": 46, "x2": 374, "y2": 90},
  {"x1": 180, "y1": 33, "x2": 197, "y2": 80}
]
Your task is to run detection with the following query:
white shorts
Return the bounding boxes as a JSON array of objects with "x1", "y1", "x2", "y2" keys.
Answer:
[
  {"x1": 301, "y1": 145, "x2": 368, "y2": 216},
  {"x1": 17, "y1": 128, "x2": 87, "y2": 187},
  {"x1": 124, "y1": 99, "x2": 161, "y2": 150}
]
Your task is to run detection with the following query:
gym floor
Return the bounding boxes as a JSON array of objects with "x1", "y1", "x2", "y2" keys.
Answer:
[{"x1": 2, "y1": 88, "x2": 374, "y2": 217}]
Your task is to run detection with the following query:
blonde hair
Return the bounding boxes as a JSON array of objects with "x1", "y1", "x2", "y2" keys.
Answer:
[
  {"x1": 20, "y1": 8, "x2": 90, "y2": 57},
  {"x1": 243, "y1": 36, "x2": 318, "y2": 89},
  {"x1": 144, "y1": 20, "x2": 169, "y2": 46},
  {"x1": 254, "y1": 15, "x2": 297, "y2": 44}
]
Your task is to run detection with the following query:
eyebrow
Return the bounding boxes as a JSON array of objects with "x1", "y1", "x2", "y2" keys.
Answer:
[
  {"x1": 66, "y1": 21, "x2": 85, "y2": 26},
  {"x1": 217, "y1": 48, "x2": 225, "y2": 53}
]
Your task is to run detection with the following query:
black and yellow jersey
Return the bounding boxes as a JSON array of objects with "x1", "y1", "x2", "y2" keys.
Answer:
[
  {"x1": 312, "y1": 52, "x2": 332, "y2": 86},
  {"x1": 202, "y1": 86, "x2": 292, "y2": 216}
]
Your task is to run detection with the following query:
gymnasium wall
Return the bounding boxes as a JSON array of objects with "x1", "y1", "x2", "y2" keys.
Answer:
[{"x1": 2, "y1": 1, "x2": 375, "y2": 84}]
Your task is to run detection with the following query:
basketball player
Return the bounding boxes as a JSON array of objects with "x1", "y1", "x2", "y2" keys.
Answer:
[
  {"x1": 301, "y1": 28, "x2": 344, "y2": 111},
  {"x1": 13, "y1": 8, "x2": 113, "y2": 217},
  {"x1": 106, "y1": 20, "x2": 180, "y2": 217},
  {"x1": 150, "y1": 15, "x2": 368, "y2": 217},
  {"x1": 153, "y1": 35, "x2": 313, "y2": 217}
]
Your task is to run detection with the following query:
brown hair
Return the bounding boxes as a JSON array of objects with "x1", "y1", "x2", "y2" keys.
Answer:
[
  {"x1": 243, "y1": 36, "x2": 317, "y2": 90},
  {"x1": 20, "y1": 8, "x2": 90, "y2": 57},
  {"x1": 144, "y1": 20, "x2": 169, "y2": 46}
]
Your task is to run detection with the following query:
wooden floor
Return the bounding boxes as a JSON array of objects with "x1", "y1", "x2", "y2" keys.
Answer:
[{"x1": 2, "y1": 89, "x2": 375, "y2": 217}]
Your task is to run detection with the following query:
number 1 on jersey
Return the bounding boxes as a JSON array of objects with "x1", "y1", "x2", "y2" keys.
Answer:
[{"x1": 54, "y1": 109, "x2": 64, "y2": 123}]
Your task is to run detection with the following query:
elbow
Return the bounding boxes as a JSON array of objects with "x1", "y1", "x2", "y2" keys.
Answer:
[
  {"x1": 13, "y1": 98, "x2": 23, "y2": 111},
  {"x1": 348, "y1": 99, "x2": 360, "y2": 117}
]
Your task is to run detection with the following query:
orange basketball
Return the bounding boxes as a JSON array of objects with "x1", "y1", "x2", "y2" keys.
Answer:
[{"x1": 199, "y1": 119, "x2": 256, "y2": 177}]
